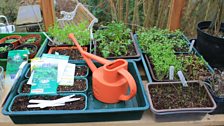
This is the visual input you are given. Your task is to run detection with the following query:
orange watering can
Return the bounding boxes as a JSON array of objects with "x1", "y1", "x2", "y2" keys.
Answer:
[{"x1": 69, "y1": 33, "x2": 137, "y2": 104}]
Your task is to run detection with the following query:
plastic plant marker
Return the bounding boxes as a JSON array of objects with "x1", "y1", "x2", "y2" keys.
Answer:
[
  {"x1": 27, "y1": 94, "x2": 81, "y2": 108},
  {"x1": 169, "y1": 66, "x2": 174, "y2": 80},
  {"x1": 177, "y1": 71, "x2": 188, "y2": 87},
  {"x1": 188, "y1": 40, "x2": 195, "y2": 53},
  {"x1": 69, "y1": 33, "x2": 137, "y2": 104}
]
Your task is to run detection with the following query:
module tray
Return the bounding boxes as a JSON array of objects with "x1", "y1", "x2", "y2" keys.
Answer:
[{"x1": 2, "y1": 61, "x2": 149, "y2": 124}]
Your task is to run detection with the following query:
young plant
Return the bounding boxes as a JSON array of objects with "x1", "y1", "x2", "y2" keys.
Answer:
[
  {"x1": 5, "y1": 39, "x2": 17, "y2": 43},
  {"x1": 137, "y1": 27, "x2": 188, "y2": 52},
  {"x1": 94, "y1": 22, "x2": 132, "y2": 58},
  {"x1": 48, "y1": 21, "x2": 90, "y2": 46},
  {"x1": 24, "y1": 37, "x2": 37, "y2": 44},
  {"x1": 149, "y1": 42, "x2": 182, "y2": 80},
  {"x1": 178, "y1": 54, "x2": 211, "y2": 80},
  {"x1": 0, "y1": 46, "x2": 9, "y2": 53},
  {"x1": 207, "y1": 69, "x2": 224, "y2": 97}
]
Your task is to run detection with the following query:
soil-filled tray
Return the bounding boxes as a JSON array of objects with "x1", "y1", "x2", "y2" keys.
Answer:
[
  {"x1": 144, "y1": 53, "x2": 213, "y2": 82},
  {"x1": 9, "y1": 93, "x2": 87, "y2": 112},
  {"x1": 18, "y1": 78, "x2": 88, "y2": 94},
  {"x1": 93, "y1": 33, "x2": 141, "y2": 61},
  {"x1": 48, "y1": 46, "x2": 87, "y2": 60},
  {"x1": 146, "y1": 81, "x2": 216, "y2": 122},
  {"x1": 2, "y1": 61, "x2": 149, "y2": 124},
  {"x1": 0, "y1": 32, "x2": 48, "y2": 70},
  {"x1": 25, "y1": 64, "x2": 89, "y2": 78}
]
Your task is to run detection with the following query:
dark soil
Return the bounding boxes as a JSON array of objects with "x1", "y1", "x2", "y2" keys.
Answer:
[
  {"x1": 148, "y1": 82, "x2": 213, "y2": 110},
  {"x1": 95, "y1": 42, "x2": 137, "y2": 58},
  {"x1": 57, "y1": 79, "x2": 87, "y2": 92},
  {"x1": 174, "y1": 44, "x2": 188, "y2": 52},
  {"x1": 11, "y1": 95, "x2": 85, "y2": 111},
  {"x1": 75, "y1": 66, "x2": 88, "y2": 76},
  {"x1": 21, "y1": 79, "x2": 87, "y2": 93},
  {"x1": 203, "y1": 29, "x2": 224, "y2": 39},
  {"x1": 52, "y1": 49, "x2": 83, "y2": 60}
]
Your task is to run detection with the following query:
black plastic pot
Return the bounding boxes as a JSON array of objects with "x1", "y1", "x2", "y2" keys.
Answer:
[
  {"x1": 0, "y1": 43, "x2": 14, "y2": 58},
  {"x1": 14, "y1": 44, "x2": 38, "y2": 59},
  {"x1": 196, "y1": 21, "x2": 224, "y2": 68}
]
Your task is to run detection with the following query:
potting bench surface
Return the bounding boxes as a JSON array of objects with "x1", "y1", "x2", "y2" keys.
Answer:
[{"x1": 1, "y1": 69, "x2": 224, "y2": 126}]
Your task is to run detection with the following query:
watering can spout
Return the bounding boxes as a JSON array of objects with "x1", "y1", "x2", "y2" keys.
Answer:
[{"x1": 69, "y1": 33, "x2": 110, "y2": 72}]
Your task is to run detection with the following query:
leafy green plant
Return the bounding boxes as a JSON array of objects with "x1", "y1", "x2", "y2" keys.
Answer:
[
  {"x1": 24, "y1": 38, "x2": 37, "y2": 44},
  {"x1": 148, "y1": 42, "x2": 182, "y2": 80},
  {"x1": 48, "y1": 21, "x2": 90, "y2": 46},
  {"x1": 5, "y1": 39, "x2": 17, "y2": 43},
  {"x1": 0, "y1": 46, "x2": 9, "y2": 53},
  {"x1": 22, "y1": 47, "x2": 34, "y2": 54},
  {"x1": 137, "y1": 27, "x2": 188, "y2": 52},
  {"x1": 94, "y1": 22, "x2": 132, "y2": 58}
]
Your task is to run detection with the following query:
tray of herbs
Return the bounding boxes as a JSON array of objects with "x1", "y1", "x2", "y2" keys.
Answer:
[{"x1": 94, "y1": 22, "x2": 140, "y2": 59}]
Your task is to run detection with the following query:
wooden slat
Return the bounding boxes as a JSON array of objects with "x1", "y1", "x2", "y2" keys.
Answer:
[
  {"x1": 167, "y1": 0, "x2": 186, "y2": 31},
  {"x1": 39, "y1": 0, "x2": 55, "y2": 31}
]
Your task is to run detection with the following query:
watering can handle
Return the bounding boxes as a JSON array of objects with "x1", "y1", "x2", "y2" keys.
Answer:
[{"x1": 118, "y1": 69, "x2": 137, "y2": 101}]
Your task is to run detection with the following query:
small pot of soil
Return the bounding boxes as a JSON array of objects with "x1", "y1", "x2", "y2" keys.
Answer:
[
  {"x1": 0, "y1": 35, "x2": 21, "y2": 47},
  {"x1": 196, "y1": 21, "x2": 224, "y2": 67},
  {"x1": 204, "y1": 68, "x2": 224, "y2": 114},
  {"x1": 18, "y1": 78, "x2": 88, "y2": 93},
  {"x1": 14, "y1": 44, "x2": 38, "y2": 59},
  {"x1": 0, "y1": 43, "x2": 14, "y2": 58},
  {"x1": 146, "y1": 81, "x2": 217, "y2": 122},
  {"x1": 93, "y1": 33, "x2": 140, "y2": 59},
  {"x1": 48, "y1": 46, "x2": 87, "y2": 60},
  {"x1": 74, "y1": 65, "x2": 89, "y2": 77},
  {"x1": 20, "y1": 34, "x2": 41, "y2": 47},
  {"x1": 9, "y1": 93, "x2": 87, "y2": 112}
]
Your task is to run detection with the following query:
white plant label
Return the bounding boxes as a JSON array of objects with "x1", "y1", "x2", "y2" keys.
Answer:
[
  {"x1": 169, "y1": 66, "x2": 174, "y2": 80},
  {"x1": 188, "y1": 40, "x2": 195, "y2": 52},
  {"x1": 177, "y1": 71, "x2": 188, "y2": 87}
]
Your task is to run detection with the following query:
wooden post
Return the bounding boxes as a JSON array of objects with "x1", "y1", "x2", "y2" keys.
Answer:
[
  {"x1": 168, "y1": 0, "x2": 185, "y2": 31},
  {"x1": 39, "y1": 0, "x2": 55, "y2": 31}
]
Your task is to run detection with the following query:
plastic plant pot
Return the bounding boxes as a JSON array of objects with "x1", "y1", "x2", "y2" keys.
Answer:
[
  {"x1": 20, "y1": 34, "x2": 41, "y2": 48},
  {"x1": 0, "y1": 35, "x2": 21, "y2": 47},
  {"x1": 146, "y1": 81, "x2": 217, "y2": 122},
  {"x1": 14, "y1": 44, "x2": 38, "y2": 59},
  {"x1": 0, "y1": 43, "x2": 14, "y2": 58},
  {"x1": 196, "y1": 21, "x2": 224, "y2": 68}
]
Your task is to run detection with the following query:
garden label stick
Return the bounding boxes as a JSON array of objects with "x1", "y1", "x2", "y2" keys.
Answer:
[
  {"x1": 177, "y1": 71, "x2": 188, "y2": 87},
  {"x1": 169, "y1": 66, "x2": 174, "y2": 80},
  {"x1": 188, "y1": 40, "x2": 195, "y2": 52}
]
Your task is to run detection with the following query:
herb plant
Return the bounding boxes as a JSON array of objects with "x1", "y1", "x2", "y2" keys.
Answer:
[
  {"x1": 48, "y1": 21, "x2": 90, "y2": 46},
  {"x1": 137, "y1": 27, "x2": 188, "y2": 52},
  {"x1": 0, "y1": 46, "x2": 9, "y2": 53},
  {"x1": 24, "y1": 38, "x2": 37, "y2": 44},
  {"x1": 148, "y1": 42, "x2": 182, "y2": 80},
  {"x1": 94, "y1": 22, "x2": 133, "y2": 58},
  {"x1": 5, "y1": 39, "x2": 17, "y2": 43}
]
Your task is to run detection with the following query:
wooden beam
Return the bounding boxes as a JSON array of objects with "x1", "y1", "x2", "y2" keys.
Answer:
[
  {"x1": 39, "y1": 0, "x2": 55, "y2": 31},
  {"x1": 168, "y1": 0, "x2": 186, "y2": 31}
]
